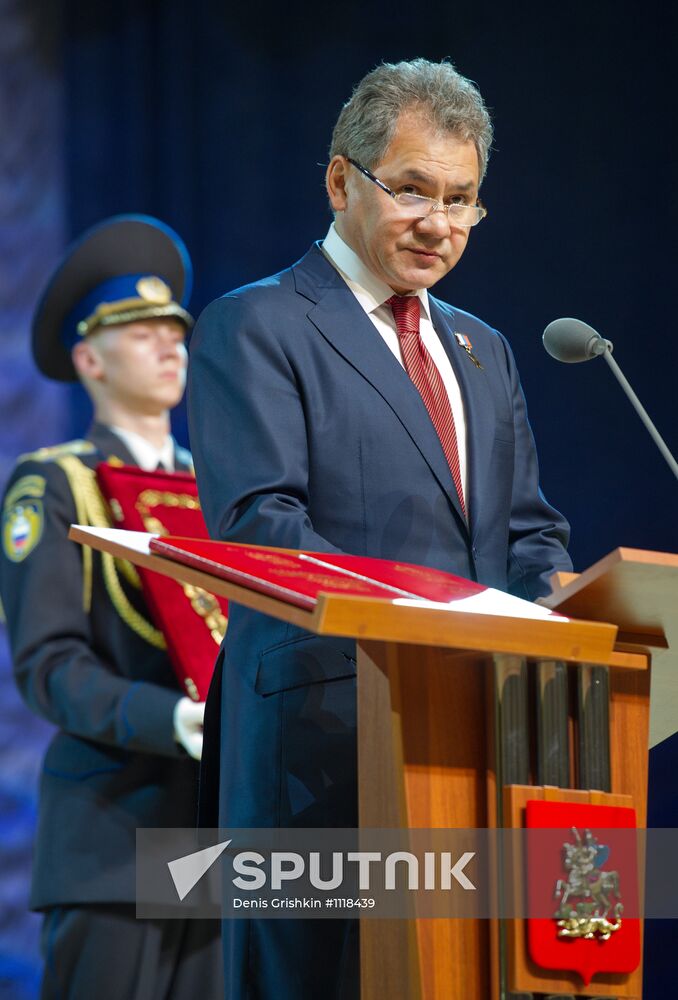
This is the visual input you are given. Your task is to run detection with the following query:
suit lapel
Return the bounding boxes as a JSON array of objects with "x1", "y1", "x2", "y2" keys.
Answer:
[
  {"x1": 429, "y1": 298, "x2": 497, "y2": 540},
  {"x1": 294, "y1": 246, "x2": 467, "y2": 527}
]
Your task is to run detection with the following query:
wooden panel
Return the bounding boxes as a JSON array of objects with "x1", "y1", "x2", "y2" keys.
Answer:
[
  {"x1": 608, "y1": 663, "x2": 651, "y2": 827},
  {"x1": 398, "y1": 646, "x2": 491, "y2": 1000},
  {"x1": 357, "y1": 641, "x2": 492, "y2": 1000},
  {"x1": 360, "y1": 919, "x2": 421, "y2": 1000},
  {"x1": 504, "y1": 785, "x2": 642, "y2": 998},
  {"x1": 396, "y1": 646, "x2": 489, "y2": 826},
  {"x1": 357, "y1": 641, "x2": 421, "y2": 1000}
]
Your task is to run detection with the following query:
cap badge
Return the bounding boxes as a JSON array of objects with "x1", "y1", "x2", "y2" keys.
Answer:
[{"x1": 136, "y1": 276, "x2": 172, "y2": 304}]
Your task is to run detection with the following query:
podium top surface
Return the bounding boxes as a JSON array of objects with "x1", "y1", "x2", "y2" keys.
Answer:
[
  {"x1": 546, "y1": 547, "x2": 678, "y2": 748},
  {"x1": 69, "y1": 525, "x2": 618, "y2": 666},
  {"x1": 546, "y1": 547, "x2": 678, "y2": 645}
]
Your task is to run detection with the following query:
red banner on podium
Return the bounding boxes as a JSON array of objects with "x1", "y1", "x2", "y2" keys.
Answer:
[{"x1": 96, "y1": 464, "x2": 226, "y2": 701}]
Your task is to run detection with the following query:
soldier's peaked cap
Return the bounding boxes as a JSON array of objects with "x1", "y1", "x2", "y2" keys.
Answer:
[{"x1": 32, "y1": 214, "x2": 193, "y2": 382}]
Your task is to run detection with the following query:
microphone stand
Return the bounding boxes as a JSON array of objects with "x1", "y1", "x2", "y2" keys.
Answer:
[{"x1": 601, "y1": 345, "x2": 678, "y2": 481}]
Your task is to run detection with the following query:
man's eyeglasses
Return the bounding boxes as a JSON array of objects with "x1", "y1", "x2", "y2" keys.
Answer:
[{"x1": 346, "y1": 157, "x2": 487, "y2": 228}]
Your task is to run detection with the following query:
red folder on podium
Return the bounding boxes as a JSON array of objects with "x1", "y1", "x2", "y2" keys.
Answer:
[
  {"x1": 96, "y1": 464, "x2": 227, "y2": 701},
  {"x1": 148, "y1": 535, "x2": 567, "y2": 617}
]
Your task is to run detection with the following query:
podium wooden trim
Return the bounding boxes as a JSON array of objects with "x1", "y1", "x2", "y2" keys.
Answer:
[
  {"x1": 69, "y1": 526, "x2": 676, "y2": 999},
  {"x1": 69, "y1": 525, "x2": 618, "y2": 662}
]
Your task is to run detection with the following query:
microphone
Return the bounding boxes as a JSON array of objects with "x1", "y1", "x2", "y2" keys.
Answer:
[
  {"x1": 543, "y1": 317, "x2": 678, "y2": 481},
  {"x1": 543, "y1": 317, "x2": 612, "y2": 363}
]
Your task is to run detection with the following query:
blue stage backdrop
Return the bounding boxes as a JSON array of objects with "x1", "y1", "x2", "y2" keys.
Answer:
[
  {"x1": 0, "y1": 5, "x2": 68, "y2": 999},
  {"x1": 1, "y1": 1, "x2": 676, "y2": 996}
]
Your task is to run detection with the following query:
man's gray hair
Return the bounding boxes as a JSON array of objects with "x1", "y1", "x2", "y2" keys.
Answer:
[{"x1": 329, "y1": 58, "x2": 493, "y2": 182}]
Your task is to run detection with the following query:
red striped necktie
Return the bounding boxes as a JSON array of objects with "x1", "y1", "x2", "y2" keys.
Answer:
[{"x1": 387, "y1": 294, "x2": 466, "y2": 518}]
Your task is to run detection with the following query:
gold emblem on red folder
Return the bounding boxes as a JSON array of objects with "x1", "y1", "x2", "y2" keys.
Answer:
[{"x1": 96, "y1": 464, "x2": 228, "y2": 701}]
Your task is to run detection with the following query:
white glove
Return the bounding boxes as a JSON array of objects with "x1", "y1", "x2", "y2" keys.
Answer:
[{"x1": 173, "y1": 697, "x2": 205, "y2": 760}]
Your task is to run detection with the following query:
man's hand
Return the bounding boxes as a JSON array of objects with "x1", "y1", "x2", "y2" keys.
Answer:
[{"x1": 173, "y1": 697, "x2": 205, "y2": 760}]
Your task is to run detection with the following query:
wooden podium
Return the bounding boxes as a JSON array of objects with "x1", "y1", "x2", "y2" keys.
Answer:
[{"x1": 69, "y1": 527, "x2": 677, "y2": 1000}]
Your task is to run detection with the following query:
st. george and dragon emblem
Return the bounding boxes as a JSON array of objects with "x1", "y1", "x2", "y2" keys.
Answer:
[{"x1": 554, "y1": 827, "x2": 623, "y2": 940}]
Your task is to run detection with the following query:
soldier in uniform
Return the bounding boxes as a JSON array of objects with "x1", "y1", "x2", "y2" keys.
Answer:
[{"x1": 0, "y1": 216, "x2": 223, "y2": 999}]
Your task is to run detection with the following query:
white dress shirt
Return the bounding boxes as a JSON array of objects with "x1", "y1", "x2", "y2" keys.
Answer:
[
  {"x1": 321, "y1": 223, "x2": 468, "y2": 504},
  {"x1": 110, "y1": 425, "x2": 175, "y2": 472}
]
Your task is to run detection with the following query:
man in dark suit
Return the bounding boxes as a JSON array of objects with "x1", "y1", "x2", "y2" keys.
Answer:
[
  {"x1": 0, "y1": 216, "x2": 223, "y2": 998},
  {"x1": 188, "y1": 59, "x2": 572, "y2": 998}
]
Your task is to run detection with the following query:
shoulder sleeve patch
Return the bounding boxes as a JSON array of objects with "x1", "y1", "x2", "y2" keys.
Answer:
[
  {"x1": 2, "y1": 474, "x2": 46, "y2": 562},
  {"x1": 3, "y1": 474, "x2": 46, "y2": 512}
]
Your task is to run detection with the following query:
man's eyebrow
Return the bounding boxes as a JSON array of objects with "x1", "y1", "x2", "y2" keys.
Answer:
[
  {"x1": 397, "y1": 168, "x2": 437, "y2": 186},
  {"x1": 397, "y1": 169, "x2": 477, "y2": 192}
]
